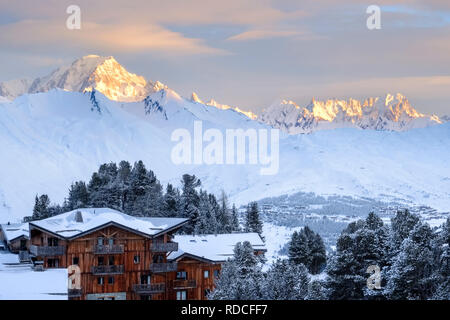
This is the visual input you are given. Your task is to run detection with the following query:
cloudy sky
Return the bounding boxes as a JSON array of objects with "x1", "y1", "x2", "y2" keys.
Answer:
[{"x1": 0, "y1": 0, "x2": 449, "y2": 115}]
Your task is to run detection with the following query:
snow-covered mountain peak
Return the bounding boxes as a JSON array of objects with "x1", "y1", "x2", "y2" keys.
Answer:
[
  {"x1": 0, "y1": 55, "x2": 168, "y2": 103},
  {"x1": 259, "y1": 93, "x2": 442, "y2": 134}
]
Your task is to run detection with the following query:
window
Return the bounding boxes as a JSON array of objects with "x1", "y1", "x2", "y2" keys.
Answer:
[
  {"x1": 203, "y1": 270, "x2": 209, "y2": 279},
  {"x1": 134, "y1": 255, "x2": 140, "y2": 264},
  {"x1": 176, "y1": 290, "x2": 187, "y2": 300},
  {"x1": 97, "y1": 237, "x2": 104, "y2": 246},
  {"x1": 72, "y1": 257, "x2": 79, "y2": 265},
  {"x1": 108, "y1": 238, "x2": 114, "y2": 246},
  {"x1": 48, "y1": 237, "x2": 58, "y2": 247},
  {"x1": 213, "y1": 270, "x2": 220, "y2": 278},
  {"x1": 108, "y1": 256, "x2": 114, "y2": 266},
  {"x1": 97, "y1": 277, "x2": 104, "y2": 285},
  {"x1": 176, "y1": 271, "x2": 187, "y2": 280},
  {"x1": 153, "y1": 254, "x2": 164, "y2": 263},
  {"x1": 47, "y1": 258, "x2": 59, "y2": 268},
  {"x1": 98, "y1": 256, "x2": 105, "y2": 266},
  {"x1": 108, "y1": 276, "x2": 114, "y2": 284},
  {"x1": 141, "y1": 274, "x2": 151, "y2": 285},
  {"x1": 204, "y1": 289, "x2": 211, "y2": 298}
]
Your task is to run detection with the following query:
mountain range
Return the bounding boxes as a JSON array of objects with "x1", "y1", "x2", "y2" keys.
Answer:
[
  {"x1": 0, "y1": 55, "x2": 449, "y2": 221},
  {"x1": 0, "y1": 55, "x2": 444, "y2": 133}
]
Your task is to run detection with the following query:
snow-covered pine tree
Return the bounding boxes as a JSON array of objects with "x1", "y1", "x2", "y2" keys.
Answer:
[
  {"x1": 181, "y1": 174, "x2": 201, "y2": 233},
  {"x1": 67, "y1": 181, "x2": 89, "y2": 210},
  {"x1": 32, "y1": 194, "x2": 51, "y2": 220},
  {"x1": 432, "y1": 218, "x2": 450, "y2": 299},
  {"x1": 288, "y1": 226, "x2": 326, "y2": 274},
  {"x1": 305, "y1": 280, "x2": 328, "y2": 300},
  {"x1": 217, "y1": 190, "x2": 231, "y2": 233},
  {"x1": 264, "y1": 259, "x2": 310, "y2": 300},
  {"x1": 230, "y1": 204, "x2": 241, "y2": 232},
  {"x1": 116, "y1": 160, "x2": 132, "y2": 211},
  {"x1": 209, "y1": 241, "x2": 264, "y2": 300},
  {"x1": 384, "y1": 223, "x2": 435, "y2": 300},
  {"x1": 244, "y1": 202, "x2": 264, "y2": 239},
  {"x1": 162, "y1": 183, "x2": 181, "y2": 217}
]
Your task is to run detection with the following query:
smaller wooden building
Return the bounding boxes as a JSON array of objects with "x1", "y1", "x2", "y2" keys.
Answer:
[
  {"x1": 167, "y1": 233, "x2": 266, "y2": 300},
  {"x1": 0, "y1": 222, "x2": 30, "y2": 253}
]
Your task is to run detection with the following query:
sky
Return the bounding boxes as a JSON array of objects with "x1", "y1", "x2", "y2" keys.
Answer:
[{"x1": 0, "y1": 0, "x2": 449, "y2": 116}]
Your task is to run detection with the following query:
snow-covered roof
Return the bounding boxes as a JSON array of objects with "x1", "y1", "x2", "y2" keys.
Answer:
[
  {"x1": 29, "y1": 208, "x2": 188, "y2": 239},
  {"x1": 0, "y1": 223, "x2": 29, "y2": 242},
  {"x1": 168, "y1": 233, "x2": 266, "y2": 263}
]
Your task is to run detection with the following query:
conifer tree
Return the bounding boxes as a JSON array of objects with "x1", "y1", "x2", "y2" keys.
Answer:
[{"x1": 244, "y1": 202, "x2": 263, "y2": 238}]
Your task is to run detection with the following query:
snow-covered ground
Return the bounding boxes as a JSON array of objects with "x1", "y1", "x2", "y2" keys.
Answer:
[{"x1": 0, "y1": 252, "x2": 67, "y2": 300}]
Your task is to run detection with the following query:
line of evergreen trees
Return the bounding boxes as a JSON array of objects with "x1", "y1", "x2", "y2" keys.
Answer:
[
  {"x1": 24, "y1": 160, "x2": 264, "y2": 235},
  {"x1": 210, "y1": 210, "x2": 450, "y2": 300}
]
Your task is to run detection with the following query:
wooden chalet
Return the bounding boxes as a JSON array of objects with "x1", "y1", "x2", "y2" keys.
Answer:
[
  {"x1": 166, "y1": 233, "x2": 267, "y2": 300},
  {"x1": 27, "y1": 208, "x2": 267, "y2": 300},
  {"x1": 0, "y1": 222, "x2": 30, "y2": 254},
  {"x1": 28, "y1": 208, "x2": 189, "y2": 300}
]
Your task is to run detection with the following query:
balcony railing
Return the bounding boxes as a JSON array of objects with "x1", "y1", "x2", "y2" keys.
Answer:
[
  {"x1": 91, "y1": 265, "x2": 124, "y2": 275},
  {"x1": 30, "y1": 245, "x2": 65, "y2": 257},
  {"x1": 93, "y1": 244, "x2": 124, "y2": 254},
  {"x1": 150, "y1": 242, "x2": 178, "y2": 252},
  {"x1": 172, "y1": 279, "x2": 197, "y2": 289},
  {"x1": 133, "y1": 283, "x2": 165, "y2": 295},
  {"x1": 149, "y1": 262, "x2": 178, "y2": 273},
  {"x1": 68, "y1": 288, "x2": 83, "y2": 298}
]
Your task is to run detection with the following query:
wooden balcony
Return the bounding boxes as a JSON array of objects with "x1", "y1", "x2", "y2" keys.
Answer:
[
  {"x1": 93, "y1": 244, "x2": 124, "y2": 254},
  {"x1": 133, "y1": 283, "x2": 165, "y2": 295},
  {"x1": 150, "y1": 242, "x2": 178, "y2": 252},
  {"x1": 91, "y1": 265, "x2": 124, "y2": 275},
  {"x1": 68, "y1": 288, "x2": 83, "y2": 298},
  {"x1": 172, "y1": 279, "x2": 197, "y2": 289},
  {"x1": 30, "y1": 245, "x2": 65, "y2": 257},
  {"x1": 149, "y1": 262, "x2": 177, "y2": 273}
]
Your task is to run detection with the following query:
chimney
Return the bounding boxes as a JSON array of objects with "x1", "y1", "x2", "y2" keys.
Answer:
[{"x1": 75, "y1": 211, "x2": 83, "y2": 223}]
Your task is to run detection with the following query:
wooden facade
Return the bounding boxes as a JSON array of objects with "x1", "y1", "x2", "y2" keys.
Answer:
[
  {"x1": 28, "y1": 218, "x2": 266, "y2": 300},
  {"x1": 29, "y1": 223, "x2": 182, "y2": 300}
]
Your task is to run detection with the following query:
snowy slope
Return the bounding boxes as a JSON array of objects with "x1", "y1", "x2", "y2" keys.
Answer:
[
  {"x1": 259, "y1": 94, "x2": 442, "y2": 134},
  {"x1": 0, "y1": 88, "x2": 449, "y2": 222}
]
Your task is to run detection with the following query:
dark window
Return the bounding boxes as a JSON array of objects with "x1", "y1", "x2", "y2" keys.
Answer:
[
  {"x1": 108, "y1": 256, "x2": 114, "y2": 265},
  {"x1": 176, "y1": 290, "x2": 187, "y2": 300},
  {"x1": 134, "y1": 255, "x2": 140, "y2": 264},
  {"x1": 47, "y1": 258, "x2": 59, "y2": 268},
  {"x1": 98, "y1": 256, "x2": 105, "y2": 266},
  {"x1": 204, "y1": 289, "x2": 211, "y2": 297},
  {"x1": 141, "y1": 274, "x2": 151, "y2": 284},
  {"x1": 72, "y1": 257, "x2": 79, "y2": 265},
  {"x1": 213, "y1": 270, "x2": 220, "y2": 278},
  {"x1": 176, "y1": 271, "x2": 187, "y2": 280},
  {"x1": 97, "y1": 237, "x2": 104, "y2": 246},
  {"x1": 48, "y1": 237, "x2": 58, "y2": 247},
  {"x1": 108, "y1": 277, "x2": 114, "y2": 284},
  {"x1": 152, "y1": 254, "x2": 164, "y2": 263},
  {"x1": 97, "y1": 277, "x2": 104, "y2": 285}
]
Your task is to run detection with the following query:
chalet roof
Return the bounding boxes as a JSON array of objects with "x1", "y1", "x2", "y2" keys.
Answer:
[
  {"x1": 29, "y1": 208, "x2": 189, "y2": 239},
  {"x1": 0, "y1": 223, "x2": 29, "y2": 242},
  {"x1": 168, "y1": 233, "x2": 266, "y2": 263}
]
